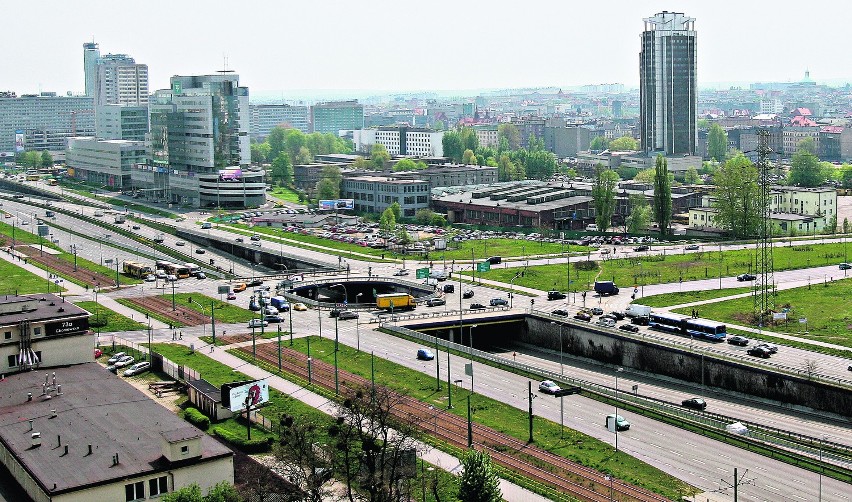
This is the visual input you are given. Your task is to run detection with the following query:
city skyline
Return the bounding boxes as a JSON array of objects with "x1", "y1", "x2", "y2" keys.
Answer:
[{"x1": 3, "y1": 1, "x2": 852, "y2": 98}]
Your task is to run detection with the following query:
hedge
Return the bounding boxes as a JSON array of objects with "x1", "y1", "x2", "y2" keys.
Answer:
[
  {"x1": 184, "y1": 407, "x2": 210, "y2": 430},
  {"x1": 212, "y1": 427, "x2": 272, "y2": 453}
]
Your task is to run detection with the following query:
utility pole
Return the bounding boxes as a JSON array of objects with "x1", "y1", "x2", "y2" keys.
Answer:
[
  {"x1": 527, "y1": 380, "x2": 534, "y2": 443},
  {"x1": 210, "y1": 300, "x2": 216, "y2": 346},
  {"x1": 334, "y1": 315, "x2": 339, "y2": 394}
]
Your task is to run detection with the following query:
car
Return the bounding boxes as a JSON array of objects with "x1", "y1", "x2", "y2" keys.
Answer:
[
  {"x1": 155, "y1": 270, "x2": 167, "y2": 279},
  {"x1": 250, "y1": 234, "x2": 261, "y2": 241},
  {"x1": 836, "y1": 262, "x2": 852, "y2": 271},
  {"x1": 113, "y1": 355, "x2": 135, "y2": 368},
  {"x1": 292, "y1": 303, "x2": 308, "y2": 311},
  {"x1": 131, "y1": 225, "x2": 141, "y2": 230},
  {"x1": 264, "y1": 314, "x2": 283, "y2": 323},
  {"x1": 469, "y1": 303, "x2": 486, "y2": 310},
  {"x1": 247, "y1": 279, "x2": 264, "y2": 287},
  {"x1": 233, "y1": 283, "x2": 247, "y2": 292},
  {"x1": 94, "y1": 348, "x2": 103, "y2": 359},
  {"x1": 201, "y1": 222, "x2": 212, "y2": 229},
  {"x1": 194, "y1": 272, "x2": 206, "y2": 279},
  {"x1": 251, "y1": 241, "x2": 262, "y2": 247},
  {"x1": 547, "y1": 291, "x2": 566, "y2": 301},
  {"x1": 236, "y1": 237, "x2": 244, "y2": 242},
  {"x1": 631, "y1": 316, "x2": 649, "y2": 326},
  {"x1": 489, "y1": 298, "x2": 508, "y2": 307},
  {"x1": 144, "y1": 274, "x2": 156, "y2": 282},
  {"x1": 427, "y1": 297, "x2": 446, "y2": 307},
  {"x1": 393, "y1": 269, "x2": 409, "y2": 276},
  {"x1": 756, "y1": 343, "x2": 778, "y2": 354},
  {"x1": 226, "y1": 292, "x2": 237, "y2": 300},
  {"x1": 123, "y1": 361, "x2": 151, "y2": 377},
  {"x1": 595, "y1": 318, "x2": 616, "y2": 328},
  {"x1": 747, "y1": 346, "x2": 772, "y2": 358},
  {"x1": 442, "y1": 284, "x2": 454, "y2": 293},
  {"x1": 416, "y1": 348, "x2": 435, "y2": 361},
  {"x1": 107, "y1": 352, "x2": 128, "y2": 365},
  {"x1": 175, "y1": 241, "x2": 185, "y2": 246},
  {"x1": 195, "y1": 248, "x2": 206, "y2": 254},
  {"x1": 618, "y1": 324, "x2": 639, "y2": 333},
  {"x1": 606, "y1": 414, "x2": 631, "y2": 431},
  {"x1": 166, "y1": 274, "x2": 178, "y2": 282},
  {"x1": 607, "y1": 311, "x2": 625, "y2": 320},
  {"x1": 727, "y1": 335, "x2": 749, "y2": 346},
  {"x1": 552, "y1": 309, "x2": 569, "y2": 317},
  {"x1": 737, "y1": 273, "x2": 756, "y2": 281},
  {"x1": 634, "y1": 245, "x2": 650, "y2": 252},
  {"x1": 462, "y1": 290, "x2": 475, "y2": 299},
  {"x1": 590, "y1": 307, "x2": 604, "y2": 315},
  {"x1": 106, "y1": 364, "x2": 119, "y2": 374},
  {"x1": 486, "y1": 256, "x2": 502, "y2": 265},
  {"x1": 848, "y1": 364, "x2": 852, "y2": 372},
  {"x1": 573, "y1": 312, "x2": 592, "y2": 321},
  {"x1": 248, "y1": 319, "x2": 269, "y2": 328},
  {"x1": 685, "y1": 244, "x2": 700, "y2": 251},
  {"x1": 538, "y1": 380, "x2": 561, "y2": 394},
  {"x1": 329, "y1": 309, "x2": 341, "y2": 318},
  {"x1": 681, "y1": 397, "x2": 707, "y2": 411},
  {"x1": 338, "y1": 311, "x2": 359, "y2": 320}
]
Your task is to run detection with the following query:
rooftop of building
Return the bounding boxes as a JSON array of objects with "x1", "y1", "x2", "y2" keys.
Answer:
[
  {"x1": 434, "y1": 181, "x2": 594, "y2": 212},
  {"x1": 0, "y1": 363, "x2": 232, "y2": 496},
  {"x1": 345, "y1": 176, "x2": 428, "y2": 185},
  {"x1": 0, "y1": 294, "x2": 89, "y2": 327}
]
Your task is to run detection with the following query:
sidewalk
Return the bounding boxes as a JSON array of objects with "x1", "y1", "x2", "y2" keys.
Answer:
[
  {"x1": 172, "y1": 335, "x2": 549, "y2": 502},
  {"x1": 0, "y1": 246, "x2": 88, "y2": 295}
]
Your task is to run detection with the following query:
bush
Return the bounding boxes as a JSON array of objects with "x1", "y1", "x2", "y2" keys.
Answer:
[
  {"x1": 574, "y1": 260, "x2": 598, "y2": 271},
  {"x1": 184, "y1": 407, "x2": 210, "y2": 430},
  {"x1": 212, "y1": 427, "x2": 271, "y2": 453}
]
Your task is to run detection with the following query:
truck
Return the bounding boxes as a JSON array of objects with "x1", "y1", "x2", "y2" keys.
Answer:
[
  {"x1": 114, "y1": 214, "x2": 125, "y2": 224},
  {"x1": 593, "y1": 281, "x2": 619, "y2": 296},
  {"x1": 376, "y1": 293, "x2": 416, "y2": 311},
  {"x1": 624, "y1": 304, "x2": 652, "y2": 318}
]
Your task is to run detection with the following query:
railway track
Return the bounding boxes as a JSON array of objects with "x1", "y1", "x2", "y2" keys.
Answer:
[
  {"x1": 243, "y1": 343, "x2": 669, "y2": 502},
  {"x1": 124, "y1": 295, "x2": 210, "y2": 326},
  {"x1": 15, "y1": 244, "x2": 115, "y2": 288}
]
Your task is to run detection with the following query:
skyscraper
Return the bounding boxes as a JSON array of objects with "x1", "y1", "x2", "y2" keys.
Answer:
[
  {"x1": 94, "y1": 54, "x2": 148, "y2": 106},
  {"x1": 83, "y1": 42, "x2": 100, "y2": 97},
  {"x1": 639, "y1": 11, "x2": 697, "y2": 156}
]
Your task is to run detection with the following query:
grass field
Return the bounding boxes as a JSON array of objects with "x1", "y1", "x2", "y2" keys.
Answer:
[
  {"x1": 165, "y1": 293, "x2": 256, "y2": 323},
  {"x1": 0, "y1": 259, "x2": 63, "y2": 294},
  {"x1": 671, "y1": 278, "x2": 852, "y2": 348},
  {"x1": 272, "y1": 336, "x2": 692, "y2": 500},
  {"x1": 476, "y1": 241, "x2": 852, "y2": 292},
  {"x1": 114, "y1": 298, "x2": 185, "y2": 328},
  {"x1": 638, "y1": 287, "x2": 753, "y2": 307},
  {"x1": 77, "y1": 300, "x2": 146, "y2": 332},
  {"x1": 268, "y1": 186, "x2": 304, "y2": 204},
  {"x1": 0, "y1": 220, "x2": 44, "y2": 245}
]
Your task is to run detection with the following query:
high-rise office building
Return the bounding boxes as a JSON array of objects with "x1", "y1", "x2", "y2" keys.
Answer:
[
  {"x1": 142, "y1": 74, "x2": 263, "y2": 208},
  {"x1": 639, "y1": 11, "x2": 697, "y2": 156},
  {"x1": 0, "y1": 93, "x2": 94, "y2": 153},
  {"x1": 311, "y1": 100, "x2": 364, "y2": 134},
  {"x1": 83, "y1": 42, "x2": 100, "y2": 97},
  {"x1": 94, "y1": 54, "x2": 148, "y2": 106},
  {"x1": 95, "y1": 104, "x2": 148, "y2": 141},
  {"x1": 249, "y1": 103, "x2": 310, "y2": 139}
]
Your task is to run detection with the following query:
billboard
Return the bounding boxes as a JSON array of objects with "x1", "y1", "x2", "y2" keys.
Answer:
[
  {"x1": 223, "y1": 379, "x2": 269, "y2": 412},
  {"x1": 45, "y1": 317, "x2": 89, "y2": 337},
  {"x1": 218, "y1": 168, "x2": 242, "y2": 182},
  {"x1": 14, "y1": 130, "x2": 24, "y2": 153},
  {"x1": 318, "y1": 199, "x2": 354, "y2": 211}
]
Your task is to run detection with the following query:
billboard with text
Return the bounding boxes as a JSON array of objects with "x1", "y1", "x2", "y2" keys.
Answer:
[
  {"x1": 223, "y1": 379, "x2": 269, "y2": 412},
  {"x1": 319, "y1": 199, "x2": 354, "y2": 211},
  {"x1": 218, "y1": 168, "x2": 242, "y2": 182}
]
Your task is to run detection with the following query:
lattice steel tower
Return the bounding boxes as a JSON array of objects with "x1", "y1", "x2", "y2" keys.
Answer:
[{"x1": 753, "y1": 129, "x2": 775, "y2": 319}]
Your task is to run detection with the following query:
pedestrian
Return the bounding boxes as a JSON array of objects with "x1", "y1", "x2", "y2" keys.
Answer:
[
  {"x1": 513, "y1": 352, "x2": 517, "y2": 361},
  {"x1": 209, "y1": 346, "x2": 214, "y2": 353},
  {"x1": 179, "y1": 332, "x2": 182, "y2": 340}
]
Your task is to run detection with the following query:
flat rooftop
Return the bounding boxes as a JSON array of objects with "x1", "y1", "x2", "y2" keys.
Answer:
[
  {"x1": 0, "y1": 363, "x2": 232, "y2": 496},
  {"x1": 0, "y1": 294, "x2": 89, "y2": 327}
]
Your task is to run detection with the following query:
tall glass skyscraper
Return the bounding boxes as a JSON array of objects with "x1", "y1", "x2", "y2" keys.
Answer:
[{"x1": 639, "y1": 11, "x2": 697, "y2": 156}]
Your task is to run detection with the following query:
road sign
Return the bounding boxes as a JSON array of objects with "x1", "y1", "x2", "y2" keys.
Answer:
[
  {"x1": 335, "y1": 303, "x2": 345, "y2": 308},
  {"x1": 477, "y1": 262, "x2": 491, "y2": 273},
  {"x1": 416, "y1": 267, "x2": 430, "y2": 279},
  {"x1": 799, "y1": 317, "x2": 807, "y2": 324},
  {"x1": 217, "y1": 285, "x2": 230, "y2": 295}
]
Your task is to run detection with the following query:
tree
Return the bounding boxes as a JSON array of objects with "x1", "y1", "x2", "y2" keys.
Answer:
[
  {"x1": 442, "y1": 131, "x2": 464, "y2": 162},
  {"x1": 497, "y1": 154, "x2": 515, "y2": 182},
  {"x1": 457, "y1": 449, "x2": 502, "y2": 502},
  {"x1": 283, "y1": 129, "x2": 307, "y2": 163},
  {"x1": 789, "y1": 143, "x2": 824, "y2": 187},
  {"x1": 162, "y1": 484, "x2": 204, "y2": 502},
  {"x1": 592, "y1": 164, "x2": 619, "y2": 231},
  {"x1": 652, "y1": 154, "x2": 673, "y2": 236},
  {"x1": 371, "y1": 144, "x2": 390, "y2": 170},
  {"x1": 395, "y1": 226, "x2": 413, "y2": 246},
  {"x1": 524, "y1": 150, "x2": 557, "y2": 180},
  {"x1": 459, "y1": 126, "x2": 479, "y2": 152},
  {"x1": 840, "y1": 164, "x2": 852, "y2": 189},
  {"x1": 590, "y1": 136, "x2": 609, "y2": 151},
  {"x1": 389, "y1": 201, "x2": 401, "y2": 221},
  {"x1": 430, "y1": 213, "x2": 447, "y2": 227},
  {"x1": 295, "y1": 146, "x2": 313, "y2": 165},
  {"x1": 633, "y1": 168, "x2": 656, "y2": 184},
  {"x1": 414, "y1": 209, "x2": 435, "y2": 225},
  {"x1": 379, "y1": 208, "x2": 396, "y2": 236},
  {"x1": 683, "y1": 167, "x2": 700, "y2": 184},
  {"x1": 797, "y1": 137, "x2": 817, "y2": 155},
  {"x1": 316, "y1": 165, "x2": 342, "y2": 200},
  {"x1": 707, "y1": 123, "x2": 728, "y2": 162},
  {"x1": 270, "y1": 153, "x2": 293, "y2": 186},
  {"x1": 462, "y1": 149, "x2": 477, "y2": 165},
  {"x1": 392, "y1": 158, "x2": 418, "y2": 172},
  {"x1": 275, "y1": 414, "x2": 333, "y2": 502},
  {"x1": 625, "y1": 194, "x2": 652, "y2": 234},
  {"x1": 162, "y1": 482, "x2": 241, "y2": 502},
  {"x1": 608, "y1": 136, "x2": 638, "y2": 151},
  {"x1": 497, "y1": 123, "x2": 520, "y2": 150},
  {"x1": 40, "y1": 150, "x2": 53, "y2": 167},
  {"x1": 250, "y1": 142, "x2": 271, "y2": 164},
  {"x1": 267, "y1": 127, "x2": 288, "y2": 160},
  {"x1": 712, "y1": 153, "x2": 761, "y2": 238},
  {"x1": 353, "y1": 156, "x2": 371, "y2": 170},
  {"x1": 205, "y1": 482, "x2": 242, "y2": 502}
]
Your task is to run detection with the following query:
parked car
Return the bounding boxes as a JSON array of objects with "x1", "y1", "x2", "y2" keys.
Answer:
[
  {"x1": 685, "y1": 244, "x2": 700, "y2": 251},
  {"x1": 462, "y1": 290, "x2": 475, "y2": 299},
  {"x1": 469, "y1": 303, "x2": 486, "y2": 310},
  {"x1": 393, "y1": 269, "x2": 409, "y2": 276},
  {"x1": 248, "y1": 319, "x2": 269, "y2": 328},
  {"x1": 747, "y1": 346, "x2": 772, "y2": 358},
  {"x1": 681, "y1": 397, "x2": 707, "y2": 411},
  {"x1": 727, "y1": 335, "x2": 749, "y2": 346},
  {"x1": 538, "y1": 380, "x2": 561, "y2": 394},
  {"x1": 737, "y1": 273, "x2": 756, "y2": 282},
  {"x1": 489, "y1": 298, "x2": 508, "y2": 307},
  {"x1": 94, "y1": 348, "x2": 103, "y2": 359},
  {"x1": 552, "y1": 309, "x2": 569, "y2": 317},
  {"x1": 840, "y1": 263, "x2": 852, "y2": 270},
  {"x1": 417, "y1": 348, "x2": 435, "y2": 361},
  {"x1": 618, "y1": 324, "x2": 639, "y2": 333},
  {"x1": 426, "y1": 297, "x2": 446, "y2": 307},
  {"x1": 634, "y1": 245, "x2": 650, "y2": 252},
  {"x1": 292, "y1": 303, "x2": 308, "y2": 311},
  {"x1": 547, "y1": 291, "x2": 566, "y2": 301},
  {"x1": 574, "y1": 312, "x2": 592, "y2": 321},
  {"x1": 123, "y1": 361, "x2": 151, "y2": 377},
  {"x1": 107, "y1": 352, "x2": 128, "y2": 365},
  {"x1": 590, "y1": 307, "x2": 604, "y2": 315},
  {"x1": 113, "y1": 355, "x2": 135, "y2": 368},
  {"x1": 338, "y1": 311, "x2": 359, "y2": 320}
]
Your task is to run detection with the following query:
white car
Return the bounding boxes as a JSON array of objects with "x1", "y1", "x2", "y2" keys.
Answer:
[
  {"x1": 538, "y1": 380, "x2": 561, "y2": 394},
  {"x1": 123, "y1": 361, "x2": 151, "y2": 376},
  {"x1": 248, "y1": 319, "x2": 268, "y2": 328},
  {"x1": 113, "y1": 355, "x2": 135, "y2": 368},
  {"x1": 107, "y1": 352, "x2": 128, "y2": 365},
  {"x1": 175, "y1": 241, "x2": 185, "y2": 246},
  {"x1": 144, "y1": 274, "x2": 156, "y2": 282}
]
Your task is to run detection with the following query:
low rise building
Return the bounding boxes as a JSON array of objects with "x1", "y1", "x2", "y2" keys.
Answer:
[
  {"x1": 66, "y1": 137, "x2": 147, "y2": 189},
  {"x1": 342, "y1": 176, "x2": 430, "y2": 217},
  {"x1": 349, "y1": 126, "x2": 444, "y2": 157}
]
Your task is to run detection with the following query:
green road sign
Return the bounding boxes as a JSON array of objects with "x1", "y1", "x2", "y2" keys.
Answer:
[
  {"x1": 416, "y1": 267, "x2": 430, "y2": 279},
  {"x1": 477, "y1": 262, "x2": 491, "y2": 273}
]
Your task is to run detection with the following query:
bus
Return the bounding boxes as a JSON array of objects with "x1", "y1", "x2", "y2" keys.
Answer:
[
  {"x1": 26, "y1": 174, "x2": 40, "y2": 181},
  {"x1": 155, "y1": 261, "x2": 191, "y2": 279},
  {"x1": 123, "y1": 261, "x2": 153, "y2": 278},
  {"x1": 184, "y1": 263, "x2": 201, "y2": 277},
  {"x1": 649, "y1": 312, "x2": 727, "y2": 342}
]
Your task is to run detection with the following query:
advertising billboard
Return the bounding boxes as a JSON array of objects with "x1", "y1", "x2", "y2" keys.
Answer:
[
  {"x1": 223, "y1": 379, "x2": 269, "y2": 412},
  {"x1": 318, "y1": 199, "x2": 354, "y2": 211},
  {"x1": 14, "y1": 130, "x2": 24, "y2": 153},
  {"x1": 218, "y1": 168, "x2": 242, "y2": 182}
]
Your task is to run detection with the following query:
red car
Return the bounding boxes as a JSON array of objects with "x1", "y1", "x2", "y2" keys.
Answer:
[{"x1": 94, "y1": 348, "x2": 103, "y2": 359}]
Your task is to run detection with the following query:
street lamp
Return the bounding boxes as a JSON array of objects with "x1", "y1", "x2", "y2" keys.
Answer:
[
  {"x1": 614, "y1": 366, "x2": 623, "y2": 452},
  {"x1": 330, "y1": 283, "x2": 348, "y2": 304},
  {"x1": 355, "y1": 292, "x2": 363, "y2": 351},
  {"x1": 468, "y1": 324, "x2": 477, "y2": 393},
  {"x1": 550, "y1": 321, "x2": 564, "y2": 375}
]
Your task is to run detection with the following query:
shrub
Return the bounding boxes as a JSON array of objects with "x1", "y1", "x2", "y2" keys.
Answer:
[
  {"x1": 212, "y1": 427, "x2": 271, "y2": 453},
  {"x1": 184, "y1": 407, "x2": 210, "y2": 430}
]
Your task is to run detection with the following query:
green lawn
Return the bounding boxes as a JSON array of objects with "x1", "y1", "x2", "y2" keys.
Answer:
[
  {"x1": 268, "y1": 186, "x2": 304, "y2": 204},
  {"x1": 439, "y1": 238, "x2": 589, "y2": 261},
  {"x1": 0, "y1": 220, "x2": 44, "y2": 245},
  {"x1": 477, "y1": 241, "x2": 852, "y2": 292},
  {"x1": 638, "y1": 287, "x2": 753, "y2": 307},
  {"x1": 164, "y1": 293, "x2": 256, "y2": 323},
  {"x1": 267, "y1": 337, "x2": 692, "y2": 500},
  {"x1": 672, "y1": 278, "x2": 852, "y2": 348},
  {"x1": 0, "y1": 259, "x2": 63, "y2": 294},
  {"x1": 76, "y1": 301, "x2": 146, "y2": 332}
]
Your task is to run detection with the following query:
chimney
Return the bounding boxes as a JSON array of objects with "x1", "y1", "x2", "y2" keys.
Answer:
[
  {"x1": 27, "y1": 392, "x2": 32, "y2": 402},
  {"x1": 31, "y1": 432, "x2": 41, "y2": 447},
  {"x1": 57, "y1": 435, "x2": 61, "y2": 446},
  {"x1": 28, "y1": 420, "x2": 33, "y2": 431},
  {"x1": 62, "y1": 445, "x2": 68, "y2": 456},
  {"x1": 50, "y1": 409, "x2": 57, "y2": 418},
  {"x1": 87, "y1": 444, "x2": 92, "y2": 456}
]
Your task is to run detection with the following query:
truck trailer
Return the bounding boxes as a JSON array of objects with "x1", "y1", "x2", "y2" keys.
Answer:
[{"x1": 376, "y1": 293, "x2": 416, "y2": 311}]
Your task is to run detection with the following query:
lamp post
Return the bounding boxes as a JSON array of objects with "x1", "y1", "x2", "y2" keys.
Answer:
[
  {"x1": 355, "y1": 292, "x2": 363, "y2": 351},
  {"x1": 468, "y1": 324, "x2": 477, "y2": 394},
  {"x1": 550, "y1": 321, "x2": 564, "y2": 376},
  {"x1": 333, "y1": 315, "x2": 340, "y2": 395},
  {"x1": 819, "y1": 434, "x2": 828, "y2": 502},
  {"x1": 614, "y1": 366, "x2": 623, "y2": 452},
  {"x1": 509, "y1": 270, "x2": 522, "y2": 309}
]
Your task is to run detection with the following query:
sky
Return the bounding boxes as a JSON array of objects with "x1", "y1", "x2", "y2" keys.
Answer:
[{"x1": 4, "y1": 0, "x2": 852, "y2": 99}]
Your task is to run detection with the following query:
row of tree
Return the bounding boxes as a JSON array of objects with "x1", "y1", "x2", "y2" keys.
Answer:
[
  {"x1": 16, "y1": 150, "x2": 53, "y2": 168},
  {"x1": 252, "y1": 127, "x2": 353, "y2": 186},
  {"x1": 592, "y1": 154, "x2": 672, "y2": 235}
]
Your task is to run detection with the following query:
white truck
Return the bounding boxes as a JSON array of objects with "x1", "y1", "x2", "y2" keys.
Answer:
[{"x1": 624, "y1": 304, "x2": 652, "y2": 318}]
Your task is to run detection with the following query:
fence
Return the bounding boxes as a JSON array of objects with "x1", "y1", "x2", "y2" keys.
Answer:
[{"x1": 380, "y1": 324, "x2": 852, "y2": 470}]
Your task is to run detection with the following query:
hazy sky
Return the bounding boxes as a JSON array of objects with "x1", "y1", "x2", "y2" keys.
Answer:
[{"x1": 4, "y1": 0, "x2": 852, "y2": 98}]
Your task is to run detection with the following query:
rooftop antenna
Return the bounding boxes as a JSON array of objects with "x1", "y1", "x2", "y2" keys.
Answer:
[{"x1": 218, "y1": 55, "x2": 234, "y2": 76}]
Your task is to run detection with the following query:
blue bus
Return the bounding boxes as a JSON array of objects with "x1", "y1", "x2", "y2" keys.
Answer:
[{"x1": 649, "y1": 312, "x2": 726, "y2": 342}]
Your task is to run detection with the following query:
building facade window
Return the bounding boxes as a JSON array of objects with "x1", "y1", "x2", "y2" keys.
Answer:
[
  {"x1": 149, "y1": 476, "x2": 168, "y2": 496},
  {"x1": 4, "y1": 331, "x2": 10, "y2": 340},
  {"x1": 125, "y1": 481, "x2": 145, "y2": 501}
]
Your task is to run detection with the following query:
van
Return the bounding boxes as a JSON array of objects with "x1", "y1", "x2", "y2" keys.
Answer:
[
  {"x1": 585, "y1": 224, "x2": 598, "y2": 232},
  {"x1": 624, "y1": 304, "x2": 651, "y2": 318}
]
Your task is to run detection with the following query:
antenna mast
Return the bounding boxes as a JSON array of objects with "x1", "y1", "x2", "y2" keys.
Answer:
[{"x1": 753, "y1": 129, "x2": 775, "y2": 320}]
